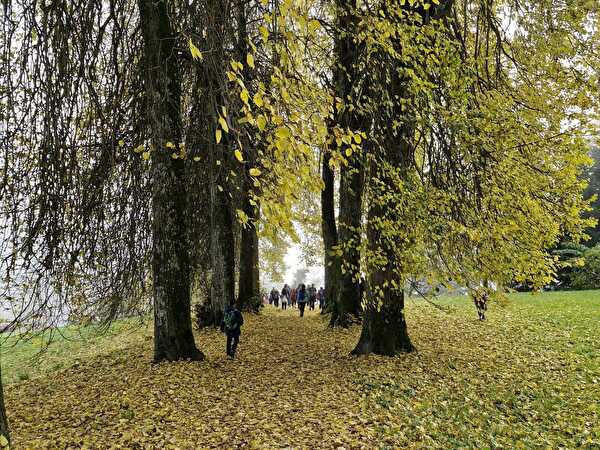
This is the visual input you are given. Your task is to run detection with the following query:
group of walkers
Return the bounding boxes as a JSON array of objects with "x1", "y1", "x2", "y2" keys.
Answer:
[{"x1": 264, "y1": 284, "x2": 325, "y2": 317}]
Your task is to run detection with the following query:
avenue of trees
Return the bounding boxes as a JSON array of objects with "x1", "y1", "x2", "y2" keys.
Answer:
[{"x1": 1, "y1": 0, "x2": 599, "y2": 444}]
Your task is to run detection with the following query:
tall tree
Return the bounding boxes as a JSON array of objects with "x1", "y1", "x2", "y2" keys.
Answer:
[
  {"x1": 329, "y1": 0, "x2": 367, "y2": 327},
  {"x1": 138, "y1": 0, "x2": 202, "y2": 361},
  {"x1": 236, "y1": 0, "x2": 261, "y2": 311}
]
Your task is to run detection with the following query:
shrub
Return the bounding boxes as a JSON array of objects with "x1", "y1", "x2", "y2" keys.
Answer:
[{"x1": 569, "y1": 246, "x2": 600, "y2": 290}]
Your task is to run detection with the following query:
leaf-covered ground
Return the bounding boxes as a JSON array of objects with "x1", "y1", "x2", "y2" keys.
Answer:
[{"x1": 4, "y1": 291, "x2": 600, "y2": 449}]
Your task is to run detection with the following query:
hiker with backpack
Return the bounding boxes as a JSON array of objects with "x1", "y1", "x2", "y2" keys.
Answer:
[
  {"x1": 297, "y1": 284, "x2": 307, "y2": 317},
  {"x1": 220, "y1": 301, "x2": 244, "y2": 358}
]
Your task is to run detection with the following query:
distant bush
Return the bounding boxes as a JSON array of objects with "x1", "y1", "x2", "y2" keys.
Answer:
[{"x1": 569, "y1": 246, "x2": 600, "y2": 290}]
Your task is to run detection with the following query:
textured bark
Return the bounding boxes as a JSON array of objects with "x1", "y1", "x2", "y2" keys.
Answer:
[
  {"x1": 352, "y1": 290, "x2": 413, "y2": 356},
  {"x1": 329, "y1": 0, "x2": 365, "y2": 326},
  {"x1": 237, "y1": 187, "x2": 260, "y2": 311},
  {"x1": 236, "y1": 1, "x2": 260, "y2": 312},
  {"x1": 321, "y1": 151, "x2": 340, "y2": 316},
  {"x1": 209, "y1": 146, "x2": 236, "y2": 324},
  {"x1": 0, "y1": 365, "x2": 9, "y2": 446},
  {"x1": 205, "y1": 0, "x2": 236, "y2": 325},
  {"x1": 352, "y1": 204, "x2": 414, "y2": 355},
  {"x1": 138, "y1": 0, "x2": 203, "y2": 361}
]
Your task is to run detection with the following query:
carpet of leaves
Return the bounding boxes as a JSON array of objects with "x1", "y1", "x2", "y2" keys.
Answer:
[{"x1": 6, "y1": 294, "x2": 600, "y2": 449}]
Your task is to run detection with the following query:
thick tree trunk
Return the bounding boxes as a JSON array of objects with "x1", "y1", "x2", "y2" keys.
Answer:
[
  {"x1": 329, "y1": 0, "x2": 366, "y2": 326},
  {"x1": 0, "y1": 366, "x2": 9, "y2": 447},
  {"x1": 352, "y1": 231, "x2": 414, "y2": 355},
  {"x1": 334, "y1": 160, "x2": 364, "y2": 325},
  {"x1": 321, "y1": 151, "x2": 340, "y2": 316},
  {"x1": 138, "y1": 0, "x2": 202, "y2": 361},
  {"x1": 209, "y1": 149, "x2": 236, "y2": 324},
  {"x1": 238, "y1": 191, "x2": 260, "y2": 311},
  {"x1": 236, "y1": 1, "x2": 260, "y2": 312}
]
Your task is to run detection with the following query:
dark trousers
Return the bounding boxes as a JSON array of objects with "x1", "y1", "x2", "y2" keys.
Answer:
[
  {"x1": 226, "y1": 335, "x2": 239, "y2": 357},
  {"x1": 309, "y1": 299, "x2": 315, "y2": 310},
  {"x1": 282, "y1": 302, "x2": 287, "y2": 310},
  {"x1": 299, "y1": 302, "x2": 306, "y2": 317}
]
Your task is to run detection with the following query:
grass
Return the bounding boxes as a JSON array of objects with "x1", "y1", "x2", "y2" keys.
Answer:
[
  {"x1": 3, "y1": 290, "x2": 600, "y2": 449},
  {"x1": 1, "y1": 318, "x2": 150, "y2": 384}
]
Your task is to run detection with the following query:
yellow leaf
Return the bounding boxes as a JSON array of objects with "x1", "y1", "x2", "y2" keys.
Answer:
[
  {"x1": 353, "y1": 134, "x2": 362, "y2": 144},
  {"x1": 240, "y1": 89, "x2": 249, "y2": 105},
  {"x1": 257, "y1": 115, "x2": 267, "y2": 131},
  {"x1": 253, "y1": 93, "x2": 264, "y2": 107},
  {"x1": 188, "y1": 38, "x2": 203, "y2": 60},
  {"x1": 166, "y1": 141, "x2": 176, "y2": 149},
  {"x1": 215, "y1": 129, "x2": 222, "y2": 144},
  {"x1": 193, "y1": 156, "x2": 201, "y2": 162},
  {"x1": 246, "y1": 53, "x2": 255, "y2": 69},
  {"x1": 249, "y1": 167, "x2": 261, "y2": 176},
  {"x1": 276, "y1": 127, "x2": 291, "y2": 139},
  {"x1": 235, "y1": 149, "x2": 244, "y2": 162},
  {"x1": 345, "y1": 148, "x2": 353, "y2": 157},
  {"x1": 218, "y1": 116, "x2": 229, "y2": 133},
  {"x1": 142, "y1": 151, "x2": 150, "y2": 160},
  {"x1": 118, "y1": 139, "x2": 125, "y2": 147}
]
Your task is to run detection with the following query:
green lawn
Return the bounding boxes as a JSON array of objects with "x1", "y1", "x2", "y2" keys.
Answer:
[{"x1": 1, "y1": 318, "x2": 151, "y2": 384}]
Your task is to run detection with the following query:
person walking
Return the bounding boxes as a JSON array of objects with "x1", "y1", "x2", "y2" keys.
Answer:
[
  {"x1": 270, "y1": 287, "x2": 280, "y2": 308},
  {"x1": 290, "y1": 287, "x2": 297, "y2": 308},
  {"x1": 220, "y1": 301, "x2": 244, "y2": 358},
  {"x1": 281, "y1": 284, "x2": 290, "y2": 309},
  {"x1": 308, "y1": 284, "x2": 317, "y2": 311},
  {"x1": 281, "y1": 292, "x2": 288, "y2": 310},
  {"x1": 318, "y1": 286, "x2": 325, "y2": 310},
  {"x1": 297, "y1": 284, "x2": 307, "y2": 317}
]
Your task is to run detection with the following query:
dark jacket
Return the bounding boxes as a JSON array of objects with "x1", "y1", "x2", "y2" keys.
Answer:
[{"x1": 221, "y1": 305, "x2": 244, "y2": 337}]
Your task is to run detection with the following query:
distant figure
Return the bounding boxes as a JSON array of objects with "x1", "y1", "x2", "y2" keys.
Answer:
[
  {"x1": 471, "y1": 288, "x2": 489, "y2": 320},
  {"x1": 270, "y1": 288, "x2": 280, "y2": 308},
  {"x1": 297, "y1": 284, "x2": 307, "y2": 317},
  {"x1": 220, "y1": 301, "x2": 244, "y2": 358},
  {"x1": 308, "y1": 284, "x2": 317, "y2": 311},
  {"x1": 318, "y1": 286, "x2": 325, "y2": 310},
  {"x1": 281, "y1": 284, "x2": 289, "y2": 310},
  {"x1": 290, "y1": 288, "x2": 297, "y2": 308}
]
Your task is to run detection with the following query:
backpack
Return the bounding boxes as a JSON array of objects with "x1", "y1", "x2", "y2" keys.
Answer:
[{"x1": 223, "y1": 309, "x2": 238, "y2": 331}]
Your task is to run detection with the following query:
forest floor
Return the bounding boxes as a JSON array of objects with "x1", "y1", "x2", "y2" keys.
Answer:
[{"x1": 3, "y1": 291, "x2": 600, "y2": 449}]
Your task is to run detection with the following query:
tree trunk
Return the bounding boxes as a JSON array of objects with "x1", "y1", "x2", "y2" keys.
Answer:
[
  {"x1": 236, "y1": 0, "x2": 260, "y2": 312},
  {"x1": 138, "y1": 0, "x2": 203, "y2": 361},
  {"x1": 209, "y1": 143, "x2": 236, "y2": 324},
  {"x1": 0, "y1": 365, "x2": 9, "y2": 447},
  {"x1": 238, "y1": 191, "x2": 260, "y2": 311},
  {"x1": 321, "y1": 150, "x2": 340, "y2": 316},
  {"x1": 329, "y1": 0, "x2": 366, "y2": 326},
  {"x1": 333, "y1": 159, "x2": 364, "y2": 325},
  {"x1": 352, "y1": 210, "x2": 414, "y2": 355}
]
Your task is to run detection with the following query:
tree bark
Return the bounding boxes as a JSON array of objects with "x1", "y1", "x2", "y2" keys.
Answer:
[
  {"x1": 237, "y1": 188, "x2": 260, "y2": 311},
  {"x1": 236, "y1": 0, "x2": 260, "y2": 312},
  {"x1": 0, "y1": 365, "x2": 9, "y2": 447},
  {"x1": 352, "y1": 197, "x2": 414, "y2": 355},
  {"x1": 138, "y1": 0, "x2": 203, "y2": 361},
  {"x1": 321, "y1": 151, "x2": 339, "y2": 316},
  {"x1": 205, "y1": 0, "x2": 236, "y2": 325},
  {"x1": 329, "y1": 0, "x2": 366, "y2": 327}
]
